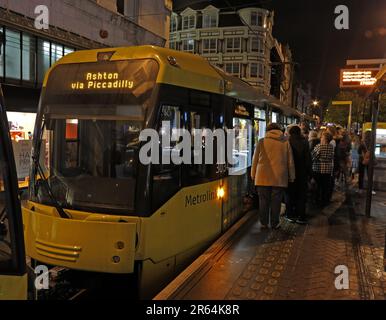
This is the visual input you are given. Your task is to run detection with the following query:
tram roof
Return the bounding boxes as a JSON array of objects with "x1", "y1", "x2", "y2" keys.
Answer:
[
  {"x1": 45, "y1": 45, "x2": 301, "y2": 116},
  {"x1": 44, "y1": 45, "x2": 271, "y2": 104}
]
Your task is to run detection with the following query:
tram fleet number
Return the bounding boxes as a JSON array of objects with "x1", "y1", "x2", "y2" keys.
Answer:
[{"x1": 146, "y1": 304, "x2": 240, "y2": 318}]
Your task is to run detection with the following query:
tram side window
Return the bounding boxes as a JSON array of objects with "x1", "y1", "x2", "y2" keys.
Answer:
[
  {"x1": 0, "y1": 158, "x2": 13, "y2": 272},
  {"x1": 186, "y1": 110, "x2": 211, "y2": 184},
  {"x1": 152, "y1": 105, "x2": 181, "y2": 209},
  {"x1": 230, "y1": 118, "x2": 252, "y2": 175}
]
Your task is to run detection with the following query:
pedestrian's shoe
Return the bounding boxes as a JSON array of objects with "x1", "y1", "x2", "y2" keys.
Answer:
[
  {"x1": 284, "y1": 216, "x2": 296, "y2": 223},
  {"x1": 296, "y1": 218, "x2": 308, "y2": 225},
  {"x1": 372, "y1": 190, "x2": 377, "y2": 195}
]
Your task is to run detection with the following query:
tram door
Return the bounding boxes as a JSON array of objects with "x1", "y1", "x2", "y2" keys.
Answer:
[{"x1": 0, "y1": 90, "x2": 27, "y2": 300}]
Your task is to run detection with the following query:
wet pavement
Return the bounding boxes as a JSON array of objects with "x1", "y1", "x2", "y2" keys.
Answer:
[{"x1": 173, "y1": 190, "x2": 386, "y2": 300}]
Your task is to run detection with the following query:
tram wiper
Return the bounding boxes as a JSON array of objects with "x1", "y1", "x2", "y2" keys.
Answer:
[{"x1": 32, "y1": 120, "x2": 71, "y2": 220}]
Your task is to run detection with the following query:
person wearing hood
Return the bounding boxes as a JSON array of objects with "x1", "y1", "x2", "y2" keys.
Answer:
[
  {"x1": 251, "y1": 123, "x2": 296, "y2": 229},
  {"x1": 286, "y1": 125, "x2": 312, "y2": 224}
]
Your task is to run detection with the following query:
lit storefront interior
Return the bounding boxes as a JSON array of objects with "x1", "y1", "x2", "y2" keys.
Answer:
[{"x1": 0, "y1": 26, "x2": 75, "y2": 185}]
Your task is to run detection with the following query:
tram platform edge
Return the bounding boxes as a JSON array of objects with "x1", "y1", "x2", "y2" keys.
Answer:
[{"x1": 153, "y1": 210, "x2": 258, "y2": 300}]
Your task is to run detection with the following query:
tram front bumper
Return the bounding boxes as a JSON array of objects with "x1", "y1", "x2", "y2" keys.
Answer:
[{"x1": 22, "y1": 204, "x2": 138, "y2": 274}]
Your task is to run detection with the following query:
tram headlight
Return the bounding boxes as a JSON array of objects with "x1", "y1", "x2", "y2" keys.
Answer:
[{"x1": 217, "y1": 187, "x2": 225, "y2": 199}]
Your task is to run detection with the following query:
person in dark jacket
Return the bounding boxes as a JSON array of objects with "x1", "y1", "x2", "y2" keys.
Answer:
[{"x1": 285, "y1": 125, "x2": 312, "y2": 224}]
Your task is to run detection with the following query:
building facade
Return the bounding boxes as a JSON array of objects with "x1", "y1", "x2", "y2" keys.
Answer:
[
  {"x1": 169, "y1": 5, "x2": 275, "y2": 95},
  {"x1": 0, "y1": 0, "x2": 169, "y2": 134}
]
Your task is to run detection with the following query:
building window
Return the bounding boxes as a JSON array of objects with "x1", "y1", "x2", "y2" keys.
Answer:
[
  {"x1": 224, "y1": 63, "x2": 241, "y2": 77},
  {"x1": 64, "y1": 47, "x2": 74, "y2": 56},
  {"x1": 225, "y1": 37, "x2": 241, "y2": 53},
  {"x1": 22, "y1": 34, "x2": 36, "y2": 82},
  {"x1": 5, "y1": 29, "x2": 21, "y2": 80},
  {"x1": 250, "y1": 63, "x2": 264, "y2": 79},
  {"x1": 171, "y1": 16, "x2": 178, "y2": 32},
  {"x1": 0, "y1": 27, "x2": 74, "y2": 84},
  {"x1": 250, "y1": 37, "x2": 264, "y2": 54},
  {"x1": 37, "y1": 39, "x2": 50, "y2": 83},
  {"x1": 169, "y1": 41, "x2": 178, "y2": 50},
  {"x1": 251, "y1": 11, "x2": 264, "y2": 27},
  {"x1": 182, "y1": 39, "x2": 195, "y2": 53},
  {"x1": 51, "y1": 43, "x2": 63, "y2": 64},
  {"x1": 202, "y1": 38, "x2": 217, "y2": 54},
  {"x1": 182, "y1": 15, "x2": 195, "y2": 30},
  {"x1": 203, "y1": 13, "x2": 217, "y2": 28}
]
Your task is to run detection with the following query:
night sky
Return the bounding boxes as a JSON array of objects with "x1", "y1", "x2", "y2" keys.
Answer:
[{"x1": 174, "y1": 0, "x2": 386, "y2": 104}]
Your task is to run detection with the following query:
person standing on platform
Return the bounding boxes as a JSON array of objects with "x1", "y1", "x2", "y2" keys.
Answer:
[
  {"x1": 286, "y1": 125, "x2": 312, "y2": 224},
  {"x1": 312, "y1": 132, "x2": 335, "y2": 207},
  {"x1": 358, "y1": 131, "x2": 376, "y2": 195},
  {"x1": 251, "y1": 123, "x2": 296, "y2": 230}
]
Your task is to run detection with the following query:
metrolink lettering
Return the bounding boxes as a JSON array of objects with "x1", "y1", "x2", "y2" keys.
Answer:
[{"x1": 185, "y1": 190, "x2": 216, "y2": 207}]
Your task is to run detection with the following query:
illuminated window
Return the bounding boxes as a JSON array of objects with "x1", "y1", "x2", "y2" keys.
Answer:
[
  {"x1": 202, "y1": 38, "x2": 217, "y2": 54},
  {"x1": 51, "y1": 43, "x2": 63, "y2": 64},
  {"x1": 22, "y1": 34, "x2": 36, "y2": 81},
  {"x1": 37, "y1": 40, "x2": 51, "y2": 83},
  {"x1": 64, "y1": 47, "x2": 74, "y2": 56},
  {"x1": 182, "y1": 39, "x2": 195, "y2": 53},
  {"x1": 5, "y1": 29, "x2": 21, "y2": 79},
  {"x1": 225, "y1": 37, "x2": 241, "y2": 53}
]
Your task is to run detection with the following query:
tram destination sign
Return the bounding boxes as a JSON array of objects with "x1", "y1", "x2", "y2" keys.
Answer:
[
  {"x1": 45, "y1": 59, "x2": 159, "y2": 95},
  {"x1": 340, "y1": 68, "x2": 379, "y2": 88}
]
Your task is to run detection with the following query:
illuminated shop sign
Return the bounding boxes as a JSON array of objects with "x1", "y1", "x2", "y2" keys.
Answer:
[
  {"x1": 71, "y1": 72, "x2": 134, "y2": 90},
  {"x1": 340, "y1": 69, "x2": 378, "y2": 88}
]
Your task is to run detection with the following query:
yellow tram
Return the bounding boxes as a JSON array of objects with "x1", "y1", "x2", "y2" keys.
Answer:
[{"x1": 21, "y1": 46, "x2": 299, "y2": 298}]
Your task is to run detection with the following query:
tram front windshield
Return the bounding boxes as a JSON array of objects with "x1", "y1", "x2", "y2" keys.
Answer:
[{"x1": 30, "y1": 59, "x2": 159, "y2": 214}]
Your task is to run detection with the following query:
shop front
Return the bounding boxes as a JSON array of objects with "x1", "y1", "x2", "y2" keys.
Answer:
[{"x1": 2, "y1": 85, "x2": 40, "y2": 188}]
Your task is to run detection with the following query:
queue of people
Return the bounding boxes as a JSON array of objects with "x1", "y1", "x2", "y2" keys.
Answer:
[{"x1": 251, "y1": 122, "x2": 373, "y2": 229}]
